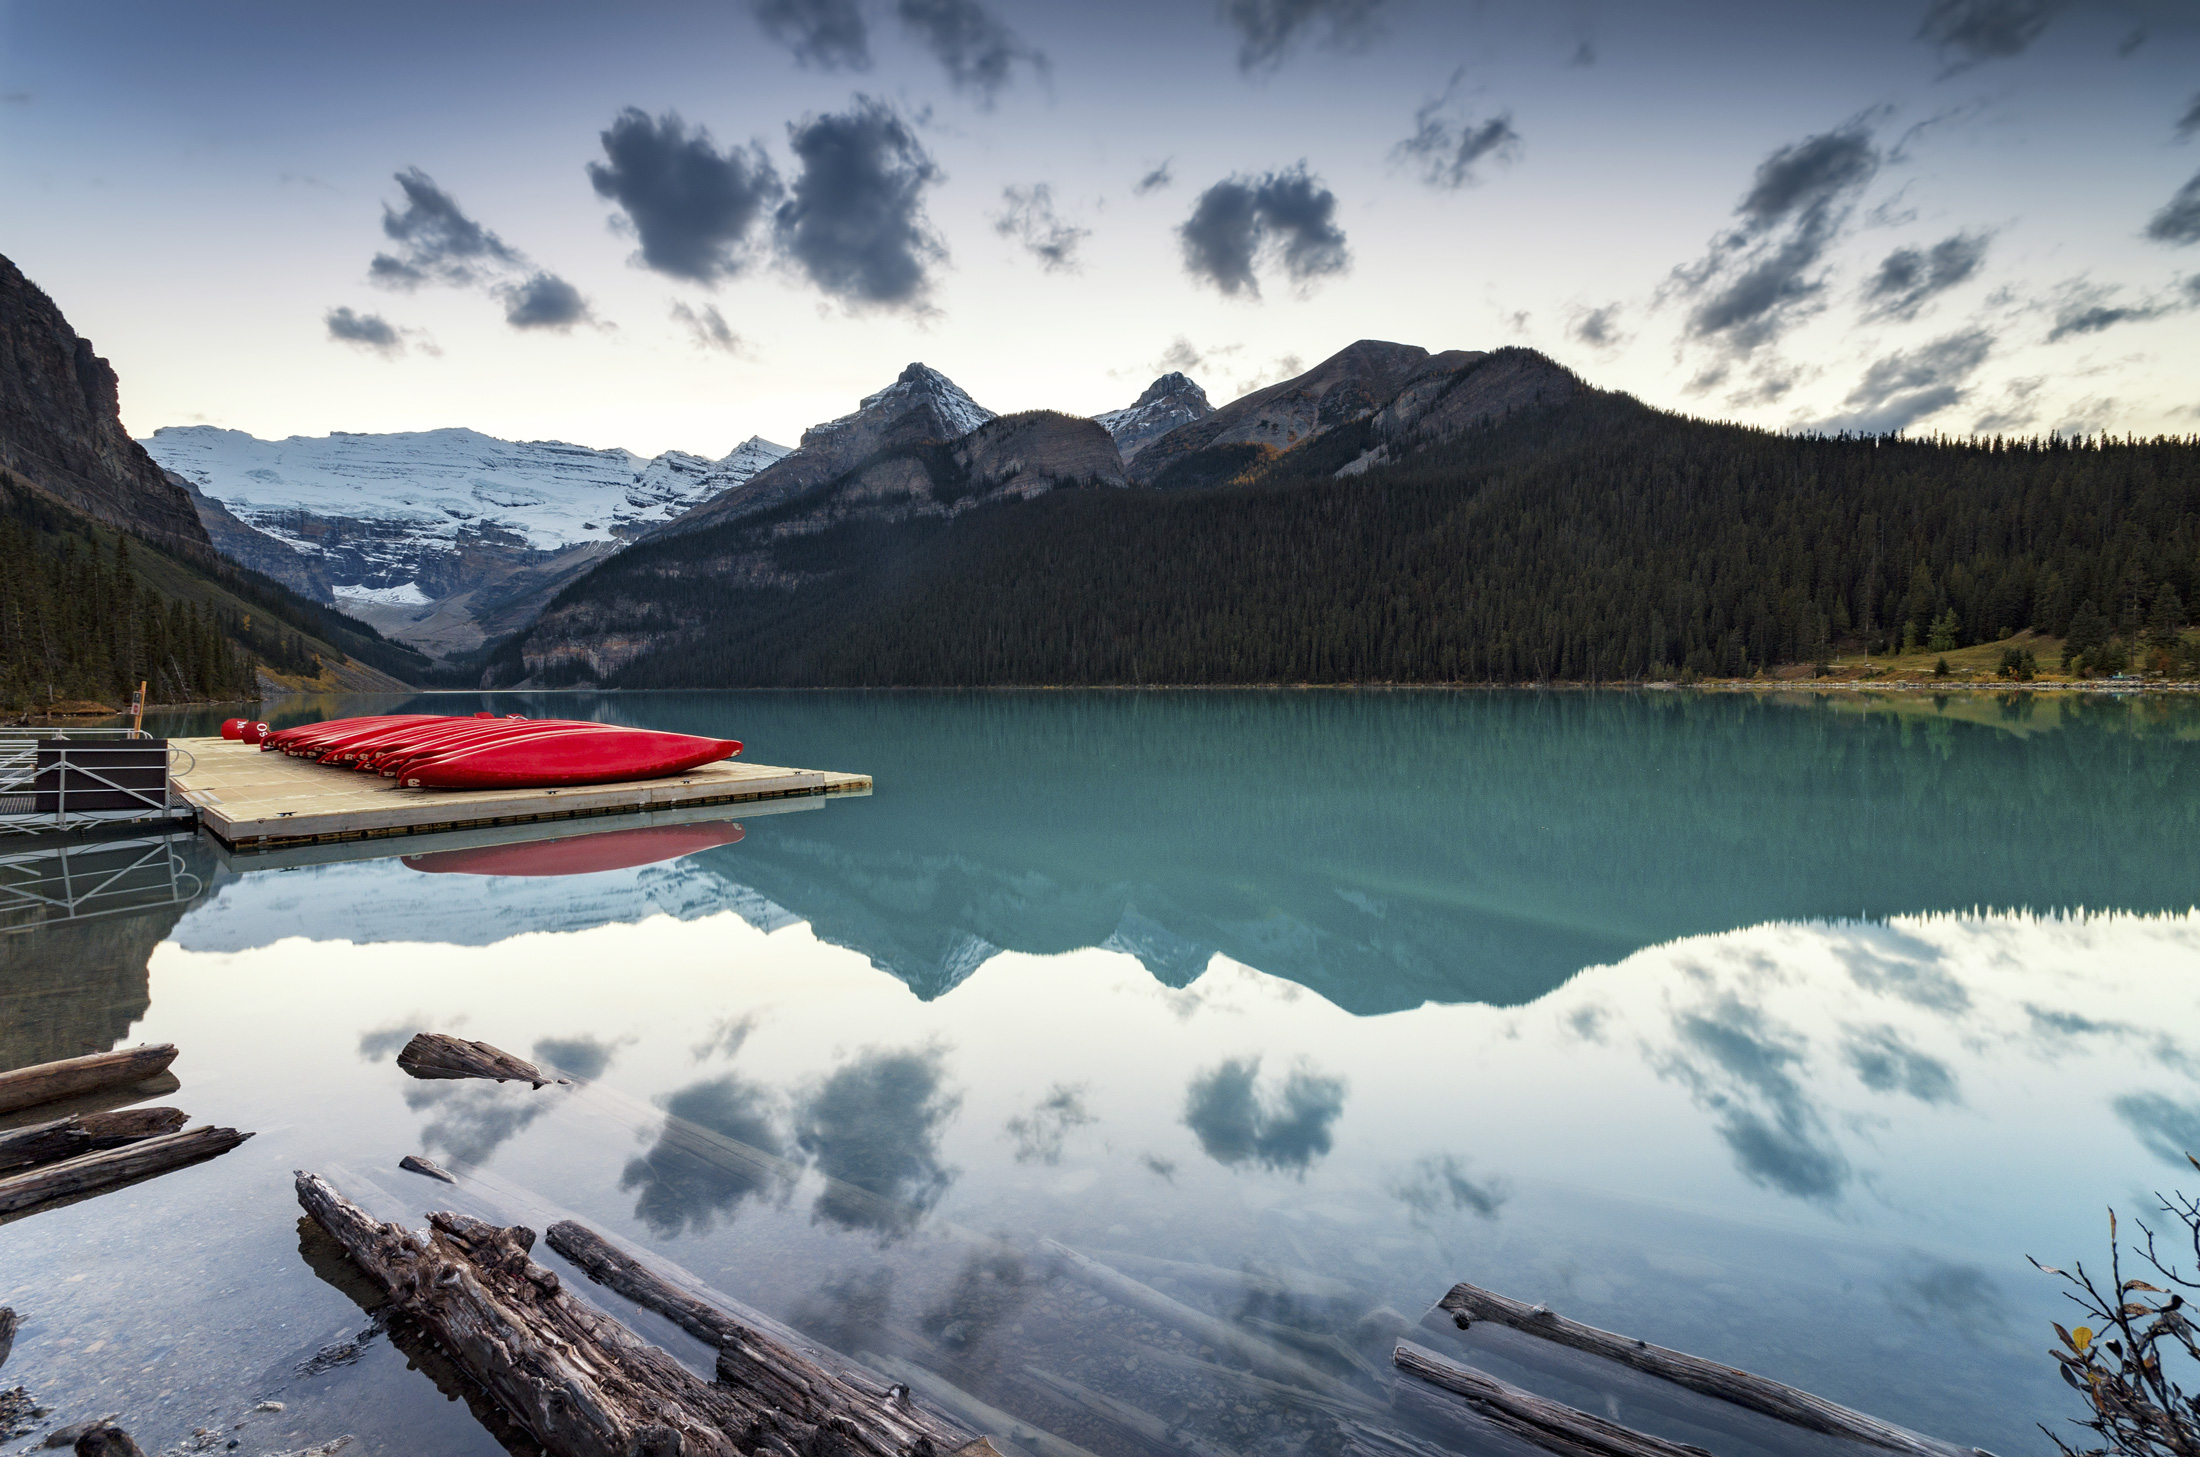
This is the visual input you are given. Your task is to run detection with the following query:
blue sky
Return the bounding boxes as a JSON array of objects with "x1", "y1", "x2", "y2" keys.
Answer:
[{"x1": 4, "y1": 0, "x2": 2197, "y2": 456}]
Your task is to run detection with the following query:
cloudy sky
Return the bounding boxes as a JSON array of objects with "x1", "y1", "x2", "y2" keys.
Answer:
[{"x1": 4, "y1": 0, "x2": 2198, "y2": 458}]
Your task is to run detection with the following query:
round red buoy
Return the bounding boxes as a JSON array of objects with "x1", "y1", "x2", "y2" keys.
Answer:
[
  {"x1": 220, "y1": 718, "x2": 248, "y2": 740},
  {"x1": 242, "y1": 721, "x2": 270, "y2": 745}
]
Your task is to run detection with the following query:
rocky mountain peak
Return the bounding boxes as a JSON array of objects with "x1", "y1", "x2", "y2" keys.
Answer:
[
  {"x1": 1097, "y1": 371, "x2": 1216, "y2": 462},
  {"x1": 816, "y1": 362, "x2": 995, "y2": 448}
]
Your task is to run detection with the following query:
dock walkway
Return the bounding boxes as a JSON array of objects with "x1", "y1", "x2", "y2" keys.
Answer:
[{"x1": 170, "y1": 737, "x2": 870, "y2": 851}]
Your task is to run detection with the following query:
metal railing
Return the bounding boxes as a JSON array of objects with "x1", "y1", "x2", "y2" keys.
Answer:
[
  {"x1": 0, "y1": 831, "x2": 207, "y2": 933},
  {"x1": 0, "y1": 728, "x2": 198, "y2": 835}
]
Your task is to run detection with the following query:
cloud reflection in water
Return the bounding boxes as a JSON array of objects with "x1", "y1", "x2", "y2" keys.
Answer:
[{"x1": 1183, "y1": 1057, "x2": 1347, "y2": 1174}]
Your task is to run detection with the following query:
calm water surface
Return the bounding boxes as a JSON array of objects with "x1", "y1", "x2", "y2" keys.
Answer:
[{"x1": 4, "y1": 689, "x2": 2198, "y2": 1457}]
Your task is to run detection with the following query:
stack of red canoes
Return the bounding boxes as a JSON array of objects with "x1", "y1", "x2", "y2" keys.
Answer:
[{"x1": 253, "y1": 712, "x2": 742, "y2": 790}]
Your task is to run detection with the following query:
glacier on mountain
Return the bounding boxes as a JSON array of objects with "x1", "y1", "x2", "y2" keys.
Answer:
[{"x1": 141, "y1": 425, "x2": 791, "y2": 561}]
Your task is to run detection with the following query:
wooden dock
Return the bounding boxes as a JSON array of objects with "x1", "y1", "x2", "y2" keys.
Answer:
[{"x1": 170, "y1": 737, "x2": 871, "y2": 851}]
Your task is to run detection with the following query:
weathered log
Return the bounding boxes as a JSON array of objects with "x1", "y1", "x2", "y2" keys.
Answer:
[
  {"x1": 1020, "y1": 1364, "x2": 1240, "y2": 1457},
  {"x1": 0, "y1": 1108, "x2": 188, "y2": 1173},
  {"x1": 0, "y1": 1305, "x2": 15, "y2": 1370},
  {"x1": 1394, "y1": 1342, "x2": 1713, "y2": 1457},
  {"x1": 544, "y1": 1219, "x2": 975, "y2": 1457},
  {"x1": 864, "y1": 1354, "x2": 1101, "y2": 1457},
  {"x1": 0, "y1": 1046, "x2": 178, "y2": 1116},
  {"x1": 399, "y1": 1154, "x2": 456, "y2": 1183},
  {"x1": 0, "y1": 1074, "x2": 181, "y2": 1134},
  {"x1": 0, "y1": 1125, "x2": 251, "y2": 1217},
  {"x1": 1435, "y1": 1283, "x2": 1989, "y2": 1457},
  {"x1": 1083, "y1": 1250, "x2": 1364, "y2": 1305},
  {"x1": 1037, "y1": 1241, "x2": 1368, "y2": 1404},
  {"x1": 395, "y1": 1033, "x2": 561, "y2": 1088},
  {"x1": 298, "y1": 1171, "x2": 957, "y2": 1457},
  {"x1": 1344, "y1": 1414, "x2": 1542, "y2": 1457},
  {"x1": 1129, "y1": 1343, "x2": 1379, "y2": 1420},
  {"x1": 1238, "y1": 1315, "x2": 1383, "y2": 1381}
]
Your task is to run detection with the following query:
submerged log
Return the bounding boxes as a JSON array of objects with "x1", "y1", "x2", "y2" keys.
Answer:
[
  {"x1": 864, "y1": 1353, "x2": 1103, "y2": 1457},
  {"x1": 395, "y1": 1033, "x2": 560, "y2": 1088},
  {"x1": 1394, "y1": 1342, "x2": 1713, "y2": 1457},
  {"x1": 1435, "y1": 1282, "x2": 1987, "y2": 1457},
  {"x1": 0, "y1": 1304, "x2": 15, "y2": 1370},
  {"x1": 0, "y1": 1107, "x2": 189, "y2": 1173},
  {"x1": 544, "y1": 1220, "x2": 975, "y2": 1457},
  {"x1": 1038, "y1": 1240, "x2": 1367, "y2": 1404},
  {"x1": 1082, "y1": 1250, "x2": 1364, "y2": 1305},
  {"x1": 0, "y1": 1125, "x2": 251, "y2": 1217},
  {"x1": 0, "y1": 1045, "x2": 178, "y2": 1116},
  {"x1": 1020, "y1": 1364, "x2": 1240, "y2": 1457},
  {"x1": 399, "y1": 1154, "x2": 457, "y2": 1183},
  {"x1": 297, "y1": 1172, "x2": 960, "y2": 1457}
]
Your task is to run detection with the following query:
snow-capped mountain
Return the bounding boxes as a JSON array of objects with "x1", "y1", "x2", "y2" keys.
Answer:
[
  {"x1": 143, "y1": 426, "x2": 789, "y2": 562},
  {"x1": 138, "y1": 425, "x2": 789, "y2": 656},
  {"x1": 1097, "y1": 372, "x2": 1213, "y2": 461},
  {"x1": 646, "y1": 363, "x2": 999, "y2": 541}
]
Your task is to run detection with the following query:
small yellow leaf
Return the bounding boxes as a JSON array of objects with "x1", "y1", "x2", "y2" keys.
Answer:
[{"x1": 2072, "y1": 1326, "x2": 2093, "y2": 1352}]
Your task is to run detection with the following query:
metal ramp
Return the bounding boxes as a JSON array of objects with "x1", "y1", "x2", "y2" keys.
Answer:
[
  {"x1": 0, "y1": 831, "x2": 208, "y2": 934},
  {"x1": 0, "y1": 729, "x2": 197, "y2": 837}
]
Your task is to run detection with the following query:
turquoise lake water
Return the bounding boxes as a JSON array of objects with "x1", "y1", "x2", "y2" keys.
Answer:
[{"x1": 4, "y1": 688, "x2": 2198, "y2": 1457}]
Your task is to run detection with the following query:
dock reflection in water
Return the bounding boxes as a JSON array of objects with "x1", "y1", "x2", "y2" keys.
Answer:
[{"x1": 0, "y1": 689, "x2": 2195, "y2": 1457}]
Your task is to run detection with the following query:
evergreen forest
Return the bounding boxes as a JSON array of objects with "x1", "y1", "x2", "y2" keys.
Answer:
[
  {"x1": 0, "y1": 471, "x2": 428, "y2": 710},
  {"x1": 506, "y1": 391, "x2": 2200, "y2": 688}
]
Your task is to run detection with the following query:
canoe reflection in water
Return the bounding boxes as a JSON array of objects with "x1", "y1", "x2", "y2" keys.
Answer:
[{"x1": 400, "y1": 821, "x2": 747, "y2": 877}]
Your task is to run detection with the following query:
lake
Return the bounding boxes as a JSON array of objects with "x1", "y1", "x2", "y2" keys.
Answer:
[{"x1": 4, "y1": 688, "x2": 2198, "y2": 1457}]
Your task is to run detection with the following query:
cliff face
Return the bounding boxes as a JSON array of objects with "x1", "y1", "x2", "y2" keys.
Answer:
[
  {"x1": 1097, "y1": 372, "x2": 1215, "y2": 461},
  {"x1": 0, "y1": 253, "x2": 209, "y2": 551}
]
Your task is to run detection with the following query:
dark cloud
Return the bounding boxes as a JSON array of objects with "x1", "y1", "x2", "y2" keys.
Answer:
[
  {"x1": 1676, "y1": 124, "x2": 1880, "y2": 355},
  {"x1": 588, "y1": 108, "x2": 782, "y2": 285},
  {"x1": 406, "y1": 1080, "x2": 554, "y2": 1166},
  {"x1": 533, "y1": 1034, "x2": 622, "y2": 1081},
  {"x1": 1393, "y1": 75, "x2": 1520, "y2": 190},
  {"x1": 1667, "y1": 1002, "x2": 1849, "y2": 1201},
  {"x1": 2118, "y1": 27, "x2": 2148, "y2": 56},
  {"x1": 1887, "y1": 1260, "x2": 2012, "y2": 1344},
  {"x1": 794, "y1": 1046, "x2": 961, "y2": 1238},
  {"x1": 2179, "y1": 94, "x2": 2200, "y2": 141},
  {"x1": 499, "y1": 272, "x2": 592, "y2": 330},
  {"x1": 372, "y1": 167, "x2": 521, "y2": 291},
  {"x1": 2045, "y1": 277, "x2": 2194, "y2": 342},
  {"x1": 1842, "y1": 936, "x2": 1970, "y2": 1012},
  {"x1": 1005, "y1": 1083, "x2": 1094, "y2": 1164},
  {"x1": 2115, "y1": 1092, "x2": 2200, "y2": 1167},
  {"x1": 1182, "y1": 1056, "x2": 1347, "y2": 1174},
  {"x1": 1222, "y1": 0, "x2": 1384, "y2": 71},
  {"x1": 1916, "y1": 0, "x2": 2064, "y2": 71},
  {"x1": 1568, "y1": 303, "x2": 1623, "y2": 349},
  {"x1": 1179, "y1": 164, "x2": 1349, "y2": 298},
  {"x1": 922, "y1": 1248, "x2": 1030, "y2": 1352},
  {"x1": 2146, "y1": 169, "x2": 2200, "y2": 247},
  {"x1": 358, "y1": 1019, "x2": 429, "y2": 1060},
  {"x1": 325, "y1": 307, "x2": 403, "y2": 357},
  {"x1": 1863, "y1": 232, "x2": 1989, "y2": 320},
  {"x1": 622, "y1": 1074, "x2": 792, "y2": 1236},
  {"x1": 1815, "y1": 330, "x2": 1992, "y2": 434},
  {"x1": 692, "y1": 1011, "x2": 762, "y2": 1060},
  {"x1": 1568, "y1": 40, "x2": 1596, "y2": 67},
  {"x1": 992, "y1": 183, "x2": 1088, "y2": 272},
  {"x1": 673, "y1": 300, "x2": 742, "y2": 353},
  {"x1": 752, "y1": 0, "x2": 872, "y2": 69},
  {"x1": 1390, "y1": 1153, "x2": 1505, "y2": 1221},
  {"x1": 1134, "y1": 162, "x2": 1175, "y2": 196},
  {"x1": 774, "y1": 97, "x2": 944, "y2": 309},
  {"x1": 1844, "y1": 1027, "x2": 1960, "y2": 1104},
  {"x1": 896, "y1": 0, "x2": 1047, "y2": 105}
]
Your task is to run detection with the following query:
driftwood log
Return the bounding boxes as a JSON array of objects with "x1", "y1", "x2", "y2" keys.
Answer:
[
  {"x1": 1037, "y1": 1241, "x2": 1366, "y2": 1403},
  {"x1": 543, "y1": 1219, "x2": 976, "y2": 1457},
  {"x1": 72, "y1": 1425, "x2": 150, "y2": 1457},
  {"x1": 0, "y1": 1046, "x2": 178, "y2": 1116},
  {"x1": 298, "y1": 1172, "x2": 968, "y2": 1457},
  {"x1": 1393, "y1": 1342, "x2": 1714, "y2": 1457},
  {"x1": 396, "y1": 1034, "x2": 560, "y2": 1088},
  {"x1": 1020, "y1": 1364, "x2": 1240, "y2": 1457},
  {"x1": 1436, "y1": 1282, "x2": 1987, "y2": 1457},
  {"x1": 0, "y1": 1304, "x2": 15, "y2": 1370},
  {"x1": 0, "y1": 1108, "x2": 188, "y2": 1173},
  {"x1": 864, "y1": 1354, "x2": 1101, "y2": 1457},
  {"x1": 400, "y1": 1154, "x2": 457, "y2": 1183},
  {"x1": 0, "y1": 1125, "x2": 252, "y2": 1217}
]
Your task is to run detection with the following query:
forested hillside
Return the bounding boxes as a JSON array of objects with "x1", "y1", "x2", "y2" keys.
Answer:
[
  {"x1": 1, "y1": 469, "x2": 428, "y2": 710},
  {"x1": 501, "y1": 390, "x2": 2200, "y2": 687}
]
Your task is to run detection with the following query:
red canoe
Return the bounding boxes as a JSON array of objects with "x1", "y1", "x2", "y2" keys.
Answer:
[
  {"x1": 401, "y1": 821, "x2": 745, "y2": 876},
  {"x1": 400, "y1": 726, "x2": 742, "y2": 788}
]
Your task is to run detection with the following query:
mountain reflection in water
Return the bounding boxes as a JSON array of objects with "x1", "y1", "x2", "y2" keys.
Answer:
[{"x1": 2, "y1": 689, "x2": 2194, "y2": 1457}]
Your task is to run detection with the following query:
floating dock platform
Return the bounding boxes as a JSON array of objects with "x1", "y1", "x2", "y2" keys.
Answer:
[{"x1": 170, "y1": 737, "x2": 871, "y2": 851}]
